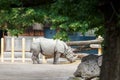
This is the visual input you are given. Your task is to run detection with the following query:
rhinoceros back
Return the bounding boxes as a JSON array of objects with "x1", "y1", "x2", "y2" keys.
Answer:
[{"x1": 39, "y1": 38, "x2": 57, "y2": 56}]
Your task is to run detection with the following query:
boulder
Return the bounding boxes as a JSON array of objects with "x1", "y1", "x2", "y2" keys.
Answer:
[
  {"x1": 74, "y1": 54, "x2": 102, "y2": 80},
  {"x1": 68, "y1": 77, "x2": 84, "y2": 80},
  {"x1": 68, "y1": 77, "x2": 99, "y2": 80}
]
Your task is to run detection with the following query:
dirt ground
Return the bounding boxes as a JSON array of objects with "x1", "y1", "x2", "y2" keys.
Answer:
[{"x1": 0, "y1": 59, "x2": 80, "y2": 80}]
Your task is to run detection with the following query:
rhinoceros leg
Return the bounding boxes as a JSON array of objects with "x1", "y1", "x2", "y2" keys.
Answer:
[
  {"x1": 36, "y1": 55, "x2": 40, "y2": 64},
  {"x1": 53, "y1": 52, "x2": 61, "y2": 64},
  {"x1": 32, "y1": 55, "x2": 36, "y2": 64},
  {"x1": 32, "y1": 53, "x2": 40, "y2": 64}
]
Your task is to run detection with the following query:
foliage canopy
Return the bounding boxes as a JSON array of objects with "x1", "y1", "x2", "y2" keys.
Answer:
[{"x1": 0, "y1": 0, "x2": 104, "y2": 40}]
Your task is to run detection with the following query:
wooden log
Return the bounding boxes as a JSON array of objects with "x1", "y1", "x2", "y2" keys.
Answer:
[
  {"x1": 90, "y1": 44, "x2": 102, "y2": 55},
  {"x1": 73, "y1": 47, "x2": 96, "y2": 52},
  {"x1": 90, "y1": 44, "x2": 101, "y2": 48},
  {"x1": 66, "y1": 36, "x2": 103, "y2": 46}
]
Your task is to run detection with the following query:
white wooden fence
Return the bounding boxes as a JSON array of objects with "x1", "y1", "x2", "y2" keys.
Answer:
[
  {"x1": 0, "y1": 37, "x2": 102, "y2": 63},
  {"x1": 0, "y1": 37, "x2": 47, "y2": 63},
  {"x1": 1, "y1": 37, "x2": 27, "y2": 63}
]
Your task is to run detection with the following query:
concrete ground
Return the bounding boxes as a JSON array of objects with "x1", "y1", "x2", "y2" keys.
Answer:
[{"x1": 0, "y1": 58, "x2": 81, "y2": 80}]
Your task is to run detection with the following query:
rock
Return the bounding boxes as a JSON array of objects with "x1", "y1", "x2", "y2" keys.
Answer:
[
  {"x1": 68, "y1": 77, "x2": 99, "y2": 80},
  {"x1": 91, "y1": 77, "x2": 99, "y2": 80},
  {"x1": 74, "y1": 54, "x2": 102, "y2": 80},
  {"x1": 68, "y1": 77, "x2": 85, "y2": 80},
  {"x1": 98, "y1": 56, "x2": 102, "y2": 67}
]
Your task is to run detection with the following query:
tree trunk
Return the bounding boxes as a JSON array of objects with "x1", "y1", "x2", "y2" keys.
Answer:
[
  {"x1": 99, "y1": 1, "x2": 120, "y2": 79},
  {"x1": 100, "y1": 26, "x2": 120, "y2": 80}
]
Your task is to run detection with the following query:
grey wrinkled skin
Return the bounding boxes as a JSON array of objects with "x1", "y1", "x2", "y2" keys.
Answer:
[
  {"x1": 30, "y1": 37, "x2": 78, "y2": 64},
  {"x1": 74, "y1": 54, "x2": 102, "y2": 80}
]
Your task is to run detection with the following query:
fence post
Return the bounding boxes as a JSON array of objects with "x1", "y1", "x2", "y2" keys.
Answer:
[
  {"x1": 98, "y1": 36, "x2": 103, "y2": 55},
  {"x1": 22, "y1": 38, "x2": 25, "y2": 62},
  {"x1": 33, "y1": 38, "x2": 35, "y2": 41},
  {"x1": 11, "y1": 37, "x2": 14, "y2": 62},
  {"x1": 98, "y1": 47, "x2": 102, "y2": 55},
  {"x1": 42, "y1": 55, "x2": 47, "y2": 63},
  {"x1": 1, "y1": 38, "x2": 4, "y2": 62}
]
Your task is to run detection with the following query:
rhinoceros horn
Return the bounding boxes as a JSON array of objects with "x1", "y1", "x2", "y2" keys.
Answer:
[{"x1": 67, "y1": 55, "x2": 78, "y2": 63}]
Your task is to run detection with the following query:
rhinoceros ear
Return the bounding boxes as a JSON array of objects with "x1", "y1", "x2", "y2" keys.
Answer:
[
  {"x1": 68, "y1": 46, "x2": 75, "y2": 52},
  {"x1": 98, "y1": 56, "x2": 103, "y2": 67}
]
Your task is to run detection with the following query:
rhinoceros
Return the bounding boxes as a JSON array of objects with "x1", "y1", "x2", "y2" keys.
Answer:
[{"x1": 30, "y1": 37, "x2": 78, "y2": 64}]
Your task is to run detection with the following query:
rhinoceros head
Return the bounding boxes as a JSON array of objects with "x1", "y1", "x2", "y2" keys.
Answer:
[{"x1": 65, "y1": 47, "x2": 78, "y2": 62}]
